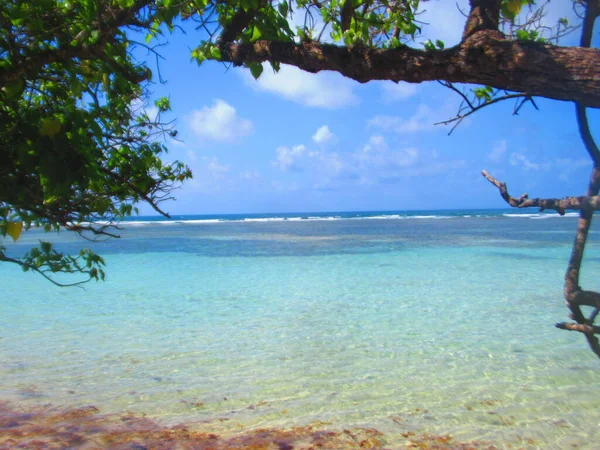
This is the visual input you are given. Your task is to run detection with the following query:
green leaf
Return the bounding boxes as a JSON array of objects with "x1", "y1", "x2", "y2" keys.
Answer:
[
  {"x1": 278, "y1": 1, "x2": 288, "y2": 17},
  {"x1": 423, "y1": 39, "x2": 436, "y2": 51},
  {"x1": 517, "y1": 29, "x2": 528, "y2": 41},
  {"x1": 249, "y1": 62, "x2": 264, "y2": 79},
  {"x1": 155, "y1": 97, "x2": 171, "y2": 112},
  {"x1": 251, "y1": 25, "x2": 263, "y2": 41}
]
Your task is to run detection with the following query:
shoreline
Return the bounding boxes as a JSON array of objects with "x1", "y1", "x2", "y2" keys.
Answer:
[{"x1": 0, "y1": 400, "x2": 500, "y2": 449}]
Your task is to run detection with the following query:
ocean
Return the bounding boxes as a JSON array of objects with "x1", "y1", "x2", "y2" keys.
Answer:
[{"x1": 1, "y1": 209, "x2": 599, "y2": 448}]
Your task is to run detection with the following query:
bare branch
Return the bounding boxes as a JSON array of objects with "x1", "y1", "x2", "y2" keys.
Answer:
[
  {"x1": 480, "y1": 170, "x2": 600, "y2": 215},
  {"x1": 556, "y1": 322, "x2": 600, "y2": 335},
  {"x1": 568, "y1": 290, "x2": 600, "y2": 308},
  {"x1": 436, "y1": 93, "x2": 530, "y2": 135},
  {"x1": 575, "y1": 0, "x2": 600, "y2": 165},
  {"x1": 576, "y1": 105, "x2": 600, "y2": 165}
]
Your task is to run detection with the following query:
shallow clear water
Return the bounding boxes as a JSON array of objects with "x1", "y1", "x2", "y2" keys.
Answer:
[{"x1": 1, "y1": 212, "x2": 600, "y2": 448}]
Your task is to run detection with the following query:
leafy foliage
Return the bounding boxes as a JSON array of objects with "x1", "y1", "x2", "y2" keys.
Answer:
[{"x1": 0, "y1": 0, "x2": 191, "y2": 286}]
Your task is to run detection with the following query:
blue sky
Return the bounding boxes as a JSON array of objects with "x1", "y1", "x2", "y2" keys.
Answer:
[{"x1": 135, "y1": 0, "x2": 598, "y2": 215}]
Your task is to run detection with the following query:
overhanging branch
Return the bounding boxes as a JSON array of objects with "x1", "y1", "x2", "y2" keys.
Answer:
[{"x1": 220, "y1": 33, "x2": 600, "y2": 108}]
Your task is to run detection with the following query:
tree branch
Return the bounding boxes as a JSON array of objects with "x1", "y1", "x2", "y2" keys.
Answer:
[
  {"x1": 556, "y1": 322, "x2": 600, "y2": 335},
  {"x1": 575, "y1": 0, "x2": 600, "y2": 164},
  {"x1": 218, "y1": 1, "x2": 267, "y2": 45},
  {"x1": 0, "y1": 0, "x2": 150, "y2": 88},
  {"x1": 483, "y1": 168, "x2": 600, "y2": 357},
  {"x1": 576, "y1": 104, "x2": 600, "y2": 165},
  {"x1": 436, "y1": 92, "x2": 530, "y2": 135},
  {"x1": 481, "y1": 170, "x2": 600, "y2": 215},
  {"x1": 0, "y1": 254, "x2": 90, "y2": 288},
  {"x1": 560, "y1": 0, "x2": 600, "y2": 358},
  {"x1": 220, "y1": 33, "x2": 600, "y2": 108},
  {"x1": 462, "y1": 0, "x2": 502, "y2": 40}
]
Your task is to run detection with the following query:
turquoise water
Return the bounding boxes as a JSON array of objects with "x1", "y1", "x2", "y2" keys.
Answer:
[{"x1": 1, "y1": 210, "x2": 600, "y2": 448}]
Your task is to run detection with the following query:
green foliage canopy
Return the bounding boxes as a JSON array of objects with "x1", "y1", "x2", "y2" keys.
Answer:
[{"x1": 0, "y1": 0, "x2": 191, "y2": 285}]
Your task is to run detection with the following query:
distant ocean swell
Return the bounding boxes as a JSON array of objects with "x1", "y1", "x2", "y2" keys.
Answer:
[{"x1": 98, "y1": 210, "x2": 582, "y2": 226}]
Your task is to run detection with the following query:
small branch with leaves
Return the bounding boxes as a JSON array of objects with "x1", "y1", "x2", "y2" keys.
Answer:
[{"x1": 436, "y1": 83, "x2": 537, "y2": 134}]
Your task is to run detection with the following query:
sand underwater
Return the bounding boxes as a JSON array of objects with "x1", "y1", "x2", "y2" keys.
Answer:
[{"x1": 1, "y1": 211, "x2": 599, "y2": 449}]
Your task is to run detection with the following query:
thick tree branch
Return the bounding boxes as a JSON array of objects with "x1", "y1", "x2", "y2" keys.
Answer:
[
  {"x1": 568, "y1": 289, "x2": 600, "y2": 308},
  {"x1": 220, "y1": 33, "x2": 600, "y2": 108},
  {"x1": 580, "y1": 0, "x2": 599, "y2": 48},
  {"x1": 462, "y1": 0, "x2": 502, "y2": 40},
  {"x1": 576, "y1": 105, "x2": 600, "y2": 164},
  {"x1": 575, "y1": 0, "x2": 600, "y2": 164}
]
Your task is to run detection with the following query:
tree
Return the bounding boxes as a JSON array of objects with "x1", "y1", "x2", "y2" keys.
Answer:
[
  {"x1": 2, "y1": 0, "x2": 599, "y2": 357},
  {"x1": 0, "y1": 0, "x2": 192, "y2": 286}
]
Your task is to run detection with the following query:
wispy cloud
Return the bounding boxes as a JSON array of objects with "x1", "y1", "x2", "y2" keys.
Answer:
[
  {"x1": 488, "y1": 140, "x2": 508, "y2": 163},
  {"x1": 555, "y1": 158, "x2": 591, "y2": 181},
  {"x1": 367, "y1": 105, "x2": 437, "y2": 134},
  {"x1": 380, "y1": 81, "x2": 418, "y2": 101},
  {"x1": 187, "y1": 156, "x2": 232, "y2": 193},
  {"x1": 206, "y1": 157, "x2": 230, "y2": 175},
  {"x1": 509, "y1": 152, "x2": 548, "y2": 171},
  {"x1": 243, "y1": 64, "x2": 357, "y2": 109},
  {"x1": 273, "y1": 144, "x2": 308, "y2": 172},
  {"x1": 355, "y1": 135, "x2": 419, "y2": 169},
  {"x1": 187, "y1": 99, "x2": 253, "y2": 143}
]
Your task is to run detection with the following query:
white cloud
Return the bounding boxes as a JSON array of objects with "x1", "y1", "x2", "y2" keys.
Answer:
[
  {"x1": 243, "y1": 64, "x2": 357, "y2": 109},
  {"x1": 367, "y1": 105, "x2": 437, "y2": 134},
  {"x1": 356, "y1": 136, "x2": 419, "y2": 169},
  {"x1": 240, "y1": 170, "x2": 261, "y2": 181},
  {"x1": 380, "y1": 82, "x2": 418, "y2": 101},
  {"x1": 186, "y1": 157, "x2": 232, "y2": 193},
  {"x1": 317, "y1": 151, "x2": 345, "y2": 176},
  {"x1": 509, "y1": 152, "x2": 546, "y2": 171},
  {"x1": 186, "y1": 149, "x2": 197, "y2": 163},
  {"x1": 488, "y1": 140, "x2": 508, "y2": 163},
  {"x1": 555, "y1": 158, "x2": 591, "y2": 181},
  {"x1": 312, "y1": 125, "x2": 335, "y2": 145},
  {"x1": 271, "y1": 180, "x2": 299, "y2": 193},
  {"x1": 351, "y1": 135, "x2": 467, "y2": 184},
  {"x1": 188, "y1": 99, "x2": 253, "y2": 143},
  {"x1": 206, "y1": 157, "x2": 230, "y2": 175},
  {"x1": 273, "y1": 144, "x2": 307, "y2": 171}
]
